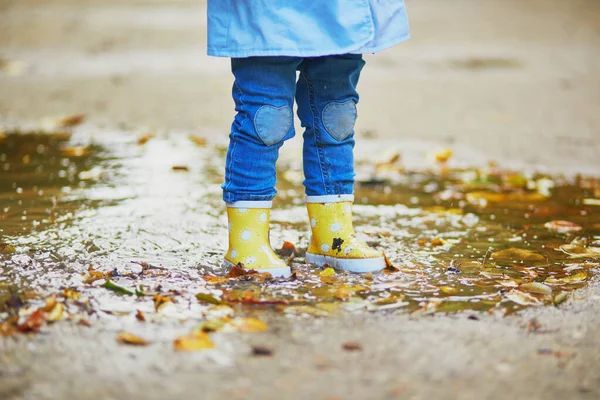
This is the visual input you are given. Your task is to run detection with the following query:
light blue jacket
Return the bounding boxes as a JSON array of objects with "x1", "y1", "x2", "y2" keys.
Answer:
[{"x1": 207, "y1": 0, "x2": 409, "y2": 58}]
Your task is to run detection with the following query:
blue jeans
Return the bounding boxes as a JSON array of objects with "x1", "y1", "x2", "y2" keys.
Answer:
[{"x1": 222, "y1": 55, "x2": 365, "y2": 204}]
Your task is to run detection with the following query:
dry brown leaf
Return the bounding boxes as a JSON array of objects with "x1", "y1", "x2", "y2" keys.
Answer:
[
  {"x1": 342, "y1": 341, "x2": 362, "y2": 351},
  {"x1": 63, "y1": 288, "x2": 81, "y2": 301},
  {"x1": 173, "y1": 331, "x2": 215, "y2": 351},
  {"x1": 17, "y1": 308, "x2": 46, "y2": 333},
  {"x1": 116, "y1": 331, "x2": 150, "y2": 346},
  {"x1": 137, "y1": 133, "x2": 154, "y2": 145},
  {"x1": 171, "y1": 165, "x2": 189, "y2": 172},
  {"x1": 189, "y1": 135, "x2": 207, "y2": 146},
  {"x1": 505, "y1": 290, "x2": 541, "y2": 306},
  {"x1": 136, "y1": 310, "x2": 146, "y2": 322}
]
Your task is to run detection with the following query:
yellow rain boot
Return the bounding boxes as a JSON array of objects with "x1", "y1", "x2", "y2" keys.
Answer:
[
  {"x1": 306, "y1": 196, "x2": 385, "y2": 273},
  {"x1": 224, "y1": 204, "x2": 291, "y2": 278}
]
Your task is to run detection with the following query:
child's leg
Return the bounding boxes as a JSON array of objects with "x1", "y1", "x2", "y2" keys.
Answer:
[
  {"x1": 296, "y1": 55, "x2": 385, "y2": 273},
  {"x1": 223, "y1": 56, "x2": 301, "y2": 278},
  {"x1": 224, "y1": 57, "x2": 300, "y2": 203},
  {"x1": 295, "y1": 54, "x2": 364, "y2": 197}
]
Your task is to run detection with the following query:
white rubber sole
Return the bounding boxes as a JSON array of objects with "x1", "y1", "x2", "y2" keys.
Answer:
[
  {"x1": 223, "y1": 259, "x2": 291, "y2": 279},
  {"x1": 305, "y1": 252, "x2": 386, "y2": 273}
]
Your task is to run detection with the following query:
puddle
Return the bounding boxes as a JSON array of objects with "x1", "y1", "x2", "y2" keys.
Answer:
[{"x1": 1, "y1": 129, "x2": 599, "y2": 337}]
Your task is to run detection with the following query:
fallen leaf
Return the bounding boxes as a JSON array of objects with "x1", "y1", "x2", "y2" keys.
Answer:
[
  {"x1": 279, "y1": 241, "x2": 296, "y2": 257},
  {"x1": 173, "y1": 331, "x2": 215, "y2": 351},
  {"x1": 0, "y1": 59, "x2": 27, "y2": 76},
  {"x1": 195, "y1": 292, "x2": 223, "y2": 305},
  {"x1": 197, "y1": 318, "x2": 229, "y2": 333},
  {"x1": 226, "y1": 317, "x2": 268, "y2": 333},
  {"x1": 582, "y1": 198, "x2": 600, "y2": 206},
  {"x1": 558, "y1": 244, "x2": 600, "y2": 259},
  {"x1": 137, "y1": 133, "x2": 154, "y2": 145},
  {"x1": 544, "y1": 220, "x2": 582, "y2": 233},
  {"x1": 553, "y1": 292, "x2": 569, "y2": 306},
  {"x1": 63, "y1": 288, "x2": 81, "y2": 301},
  {"x1": 83, "y1": 266, "x2": 109, "y2": 284},
  {"x1": 17, "y1": 309, "x2": 46, "y2": 333},
  {"x1": 46, "y1": 302, "x2": 65, "y2": 322},
  {"x1": 251, "y1": 345, "x2": 273, "y2": 357},
  {"x1": 319, "y1": 267, "x2": 335, "y2": 277},
  {"x1": 189, "y1": 135, "x2": 207, "y2": 146},
  {"x1": 519, "y1": 282, "x2": 552, "y2": 295},
  {"x1": 431, "y1": 147, "x2": 453, "y2": 163},
  {"x1": 342, "y1": 342, "x2": 362, "y2": 351},
  {"x1": 60, "y1": 146, "x2": 89, "y2": 158},
  {"x1": 171, "y1": 165, "x2": 189, "y2": 172},
  {"x1": 545, "y1": 271, "x2": 588, "y2": 285},
  {"x1": 54, "y1": 114, "x2": 86, "y2": 128},
  {"x1": 505, "y1": 290, "x2": 541, "y2": 306},
  {"x1": 116, "y1": 331, "x2": 150, "y2": 346},
  {"x1": 383, "y1": 252, "x2": 399, "y2": 271},
  {"x1": 135, "y1": 310, "x2": 146, "y2": 322},
  {"x1": 0, "y1": 243, "x2": 16, "y2": 254},
  {"x1": 153, "y1": 294, "x2": 173, "y2": 311},
  {"x1": 101, "y1": 280, "x2": 134, "y2": 296},
  {"x1": 491, "y1": 248, "x2": 544, "y2": 262},
  {"x1": 283, "y1": 305, "x2": 329, "y2": 317}
]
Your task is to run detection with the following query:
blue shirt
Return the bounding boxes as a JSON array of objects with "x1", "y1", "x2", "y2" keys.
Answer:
[{"x1": 207, "y1": 0, "x2": 409, "y2": 58}]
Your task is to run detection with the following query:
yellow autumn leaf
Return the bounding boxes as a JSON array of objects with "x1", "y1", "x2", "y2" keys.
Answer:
[
  {"x1": 319, "y1": 267, "x2": 335, "y2": 277},
  {"x1": 545, "y1": 271, "x2": 588, "y2": 285},
  {"x1": 46, "y1": 302, "x2": 65, "y2": 322},
  {"x1": 173, "y1": 331, "x2": 215, "y2": 351},
  {"x1": 116, "y1": 331, "x2": 150, "y2": 346},
  {"x1": 226, "y1": 317, "x2": 268, "y2": 333},
  {"x1": 491, "y1": 248, "x2": 544, "y2": 262}
]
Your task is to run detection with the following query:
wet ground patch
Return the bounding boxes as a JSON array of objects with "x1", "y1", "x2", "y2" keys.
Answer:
[{"x1": 1, "y1": 128, "x2": 599, "y2": 346}]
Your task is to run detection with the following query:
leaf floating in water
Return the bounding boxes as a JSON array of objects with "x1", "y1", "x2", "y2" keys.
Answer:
[
  {"x1": 0, "y1": 243, "x2": 16, "y2": 254},
  {"x1": 519, "y1": 282, "x2": 552, "y2": 295},
  {"x1": 545, "y1": 271, "x2": 588, "y2": 285},
  {"x1": 505, "y1": 290, "x2": 541, "y2": 306},
  {"x1": 383, "y1": 252, "x2": 400, "y2": 271},
  {"x1": 319, "y1": 267, "x2": 335, "y2": 277},
  {"x1": 60, "y1": 146, "x2": 89, "y2": 158},
  {"x1": 558, "y1": 244, "x2": 600, "y2": 259},
  {"x1": 116, "y1": 331, "x2": 150, "y2": 346},
  {"x1": 582, "y1": 198, "x2": 600, "y2": 206},
  {"x1": 136, "y1": 310, "x2": 146, "y2": 322},
  {"x1": 195, "y1": 292, "x2": 223, "y2": 305},
  {"x1": 491, "y1": 248, "x2": 544, "y2": 262},
  {"x1": 544, "y1": 220, "x2": 582, "y2": 234},
  {"x1": 101, "y1": 280, "x2": 134, "y2": 296},
  {"x1": 225, "y1": 317, "x2": 268, "y2": 333},
  {"x1": 197, "y1": 318, "x2": 229, "y2": 333},
  {"x1": 173, "y1": 331, "x2": 215, "y2": 351}
]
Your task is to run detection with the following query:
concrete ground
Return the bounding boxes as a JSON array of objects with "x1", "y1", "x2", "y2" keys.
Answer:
[{"x1": 1, "y1": 1, "x2": 600, "y2": 399}]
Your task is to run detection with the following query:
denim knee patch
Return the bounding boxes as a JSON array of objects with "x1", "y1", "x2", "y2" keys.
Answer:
[
  {"x1": 253, "y1": 105, "x2": 293, "y2": 146},
  {"x1": 322, "y1": 100, "x2": 357, "y2": 141}
]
